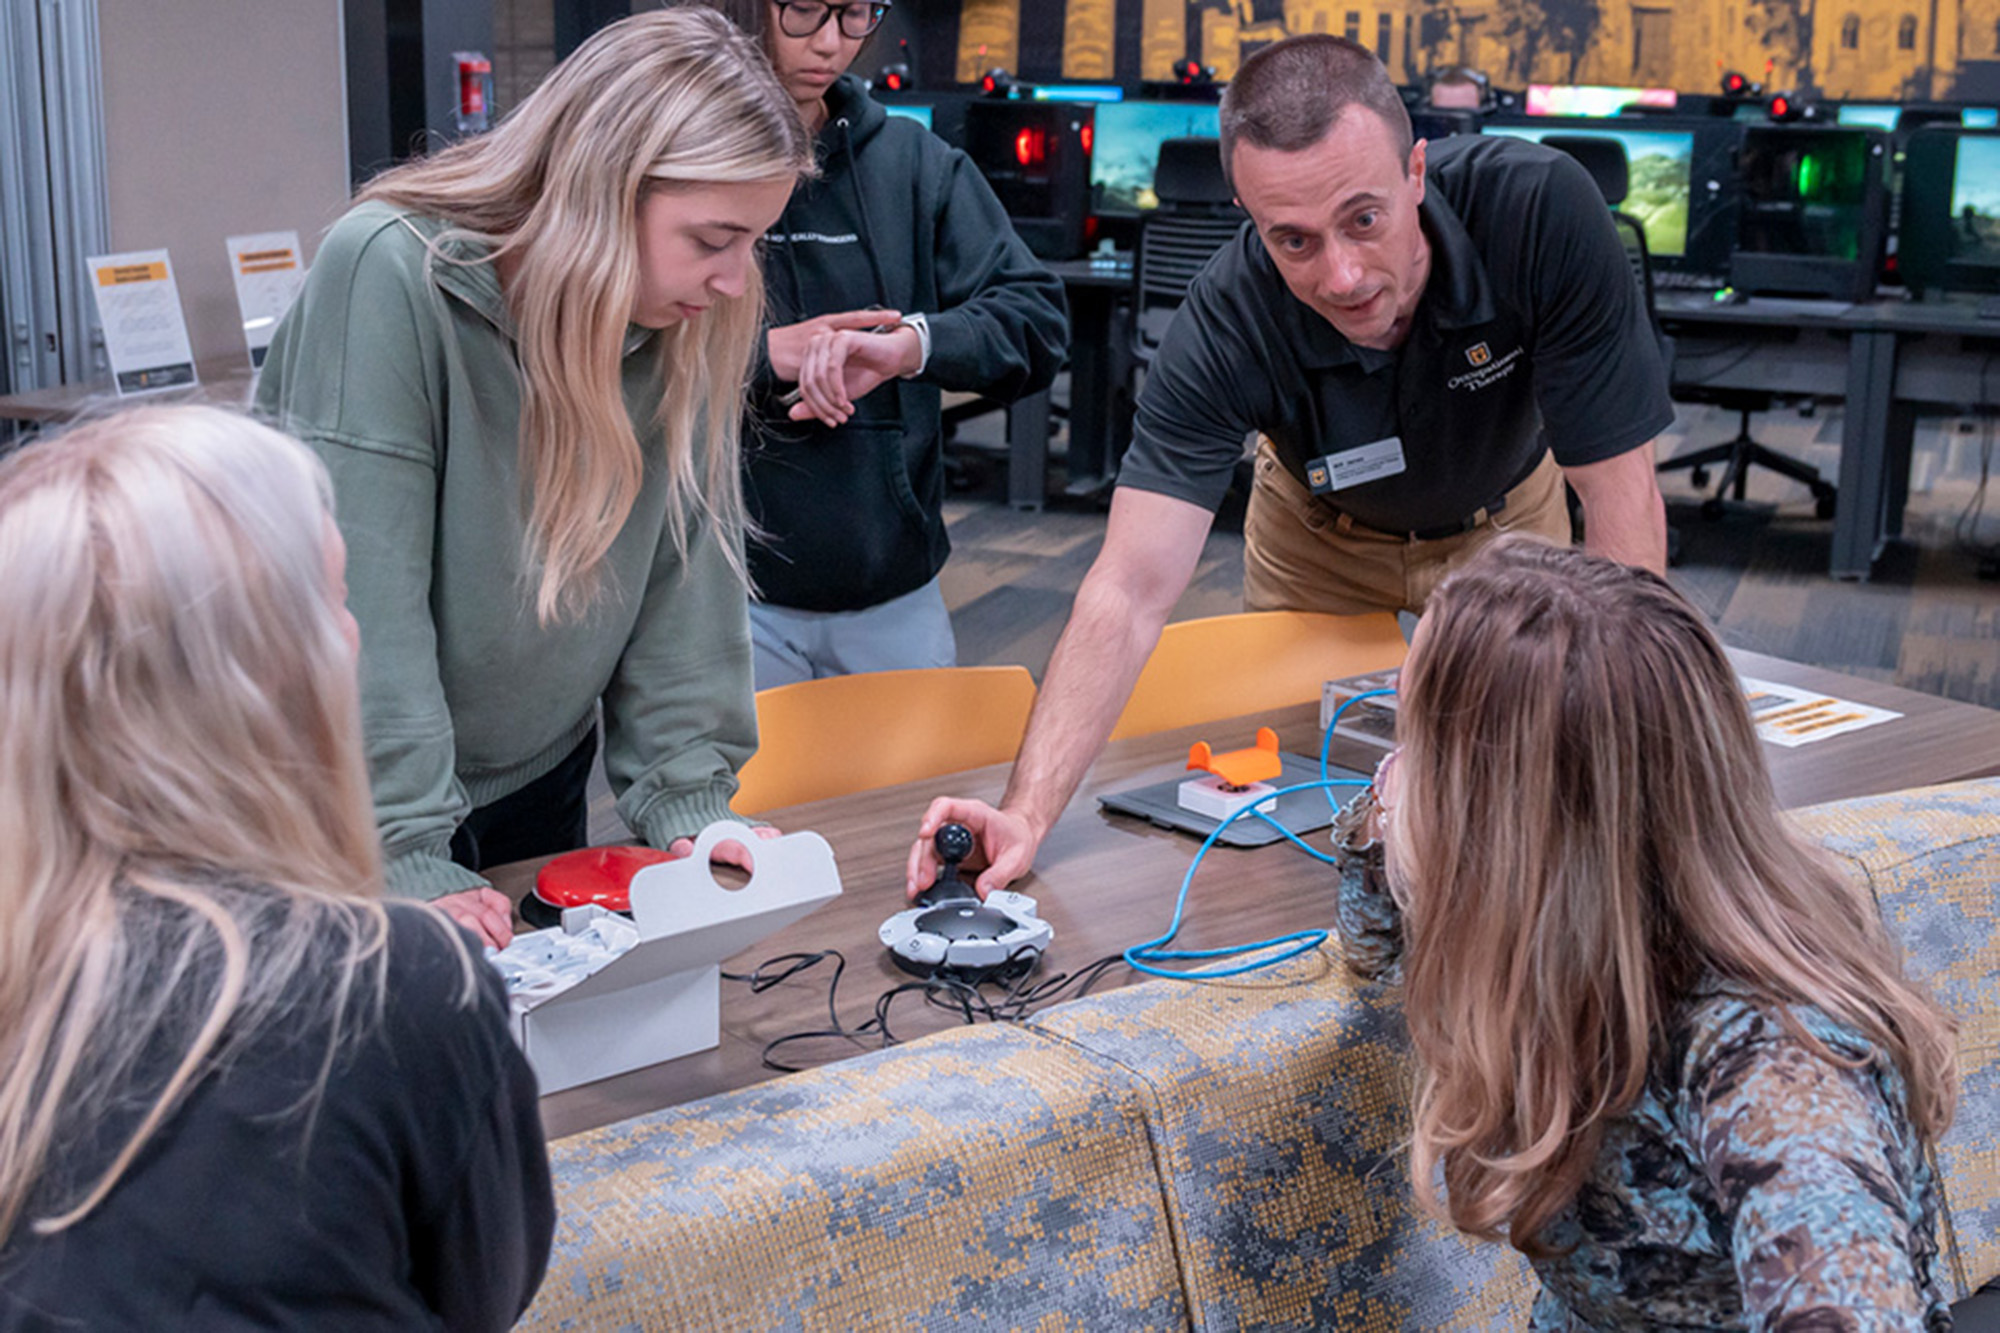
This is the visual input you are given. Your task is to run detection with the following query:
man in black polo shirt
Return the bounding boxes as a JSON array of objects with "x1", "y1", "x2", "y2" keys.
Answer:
[{"x1": 904, "y1": 34, "x2": 1673, "y2": 898}]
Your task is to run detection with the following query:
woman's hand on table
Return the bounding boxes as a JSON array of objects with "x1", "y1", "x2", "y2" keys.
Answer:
[
  {"x1": 433, "y1": 887, "x2": 516, "y2": 949},
  {"x1": 905, "y1": 798, "x2": 1041, "y2": 901},
  {"x1": 667, "y1": 823, "x2": 783, "y2": 871}
]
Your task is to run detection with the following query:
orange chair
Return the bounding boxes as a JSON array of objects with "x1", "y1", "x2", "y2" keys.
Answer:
[
  {"x1": 1108, "y1": 610, "x2": 1407, "y2": 741},
  {"x1": 733, "y1": 666, "x2": 1038, "y2": 815}
]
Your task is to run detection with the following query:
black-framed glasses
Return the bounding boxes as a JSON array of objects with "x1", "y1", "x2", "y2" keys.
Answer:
[{"x1": 773, "y1": 0, "x2": 890, "y2": 39}]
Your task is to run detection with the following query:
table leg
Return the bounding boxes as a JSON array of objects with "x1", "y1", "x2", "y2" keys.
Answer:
[
  {"x1": 1062, "y1": 284, "x2": 1120, "y2": 495},
  {"x1": 1007, "y1": 388, "x2": 1051, "y2": 512},
  {"x1": 1832, "y1": 328, "x2": 1897, "y2": 580}
]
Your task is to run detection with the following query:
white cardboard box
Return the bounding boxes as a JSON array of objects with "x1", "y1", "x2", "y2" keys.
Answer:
[{"x1": 510, "y1": 821, "x2": 842, "y2": 1094}]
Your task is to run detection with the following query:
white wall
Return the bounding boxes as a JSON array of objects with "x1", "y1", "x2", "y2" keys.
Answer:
[{"x1": 97, "y1": 0, "x2": 349, "y2": 367}]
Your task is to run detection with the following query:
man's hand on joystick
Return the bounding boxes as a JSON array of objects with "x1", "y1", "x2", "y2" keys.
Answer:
[
  {"x1": 904, "y1": 798, "x2": 1040, "y2": 902},
  {"x1": 919, "y1": 822, "x2": 979, "y2": 905}
]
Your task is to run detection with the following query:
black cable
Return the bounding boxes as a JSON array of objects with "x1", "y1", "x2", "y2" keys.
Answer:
[{"x1": 723, "y1": 948, "x2": 1133, "y2": 1074}]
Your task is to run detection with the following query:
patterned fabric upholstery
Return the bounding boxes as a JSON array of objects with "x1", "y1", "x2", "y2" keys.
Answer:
[
  {"x1": 522, "y1": 1023, "x2": 1186, "y2": 1330},
  {"x1": 1030, "y1": 954, "x2": 1541, "y2": 1329},
  {"x1": 1803, "y1": 779, "x2": 2000, "y2": 1298},
  {"x1": 523, "y1": 778, "x2": 2000, "y2": 1330}
]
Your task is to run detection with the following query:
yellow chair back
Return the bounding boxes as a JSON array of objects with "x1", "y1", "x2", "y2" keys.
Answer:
[
  {"x1": 1109, "y1": 610, "x2": 1407, "y2": 741},
  {"x1": 734, "y1": 666, "x2": 1038, "y2": 814}
]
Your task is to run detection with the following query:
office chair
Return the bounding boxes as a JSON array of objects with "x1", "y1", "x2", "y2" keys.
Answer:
[
  {"x1": 1109, "y1": 610, "x2": 1407, "y2": 741},
  {"x1": 732, "y1": 666, "x2": 1037, "y2": 813},
  {"x1": 1130, "y1": 137, "x2": 1244, "y2": 368},
  {"x1": 1096, "y1": 137, "x2": 1248, "y2": 489}
]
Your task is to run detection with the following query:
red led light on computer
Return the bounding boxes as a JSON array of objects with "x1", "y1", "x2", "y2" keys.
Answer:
[{"x1": 1015, "y1": 126, "x2": 1047, "y2": 167}]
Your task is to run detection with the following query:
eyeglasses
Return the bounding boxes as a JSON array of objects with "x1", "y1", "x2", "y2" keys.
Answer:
[{"x1": 773, "y1": 0, "x2": 890, "y2": 39}]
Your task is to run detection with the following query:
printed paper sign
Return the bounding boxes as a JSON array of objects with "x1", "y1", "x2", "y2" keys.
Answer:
[
  {"x1": 86, "y1": 249, "x2": 197, "y2": 394},
  {"x1": 1739, "y1": 676, "x2": 1902, "y2": 748},
  {"x1": 225, "y1": 231, "x2": 306, "y2": 369}
]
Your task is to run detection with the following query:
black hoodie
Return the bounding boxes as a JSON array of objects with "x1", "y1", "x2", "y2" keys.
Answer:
[{"x1": 748, "y1": 76, "x2": 1069, "y2": 613}]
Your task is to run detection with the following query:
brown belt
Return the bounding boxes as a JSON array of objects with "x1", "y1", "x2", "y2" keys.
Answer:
[{"x1": 1324, "y1": 492, "x2": 1509, "y2": 543}]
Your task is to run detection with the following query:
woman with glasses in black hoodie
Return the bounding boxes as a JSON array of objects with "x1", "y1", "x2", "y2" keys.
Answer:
[{"x1": 728, "y1": 0, "x2": 1070, "y2": 689}]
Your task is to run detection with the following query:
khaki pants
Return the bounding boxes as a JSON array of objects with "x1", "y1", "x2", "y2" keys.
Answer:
[{"x1": 1241, "y1": 441, "x2": 1573, "y2": 615}]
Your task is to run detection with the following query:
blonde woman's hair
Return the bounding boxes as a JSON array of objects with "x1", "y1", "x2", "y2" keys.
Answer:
[
  {"x1": 0, "y1": 405, "x2": 459, "y2": 1241},
  {"x1": 1386, "y1": 536, "x2": 1958, "y2": 1254},
  {"x1": 357, "y1": 7, "x2": 812, "y2": 621}
]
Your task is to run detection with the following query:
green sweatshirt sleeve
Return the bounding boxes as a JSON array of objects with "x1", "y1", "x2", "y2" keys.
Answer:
[
  {"x1": 602, "y1": 513, "x2": 759, "y2": 849},
  {"x1": 255, "y1": 210, "x2": 486, "y2": 900}
]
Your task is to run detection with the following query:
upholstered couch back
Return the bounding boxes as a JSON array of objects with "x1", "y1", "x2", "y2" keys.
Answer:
[{"x1": 520, "y1": 779, "x2": 2000, "y2": 1330}]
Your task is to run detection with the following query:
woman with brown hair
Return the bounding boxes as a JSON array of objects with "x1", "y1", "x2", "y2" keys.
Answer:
[
  {"x1": 1335, "y1": 536, "x2": 1958, "y2": 1326},
  {"x1": 258, "y1": 8, "x2": 814, "y2": 944}
]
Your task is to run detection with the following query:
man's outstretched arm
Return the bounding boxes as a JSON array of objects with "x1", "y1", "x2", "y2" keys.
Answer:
[{"x1": 905, "y1": 486, "x2": 1215, "y2": 898}]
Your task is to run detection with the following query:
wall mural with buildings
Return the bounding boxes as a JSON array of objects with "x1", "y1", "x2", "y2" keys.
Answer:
[{"x1": 951, "y1": 0, "x2": 2000, "y2": 100}]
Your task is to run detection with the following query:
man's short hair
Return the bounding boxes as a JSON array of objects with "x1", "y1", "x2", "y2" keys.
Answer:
[{"x1": 1218, "y1": 36, "x2": 1414, "y2": 189}]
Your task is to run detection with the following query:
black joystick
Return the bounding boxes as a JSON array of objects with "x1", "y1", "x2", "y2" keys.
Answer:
[
  {"x1": 879, "y1": 821, "x2": 1052, "y2": 980},
  {"x1": 920, "y1": 822, "x2": 979, "y2": 905},
  {"x1": 912, "y1": 822, "x2": 1014, "y2": 947}
]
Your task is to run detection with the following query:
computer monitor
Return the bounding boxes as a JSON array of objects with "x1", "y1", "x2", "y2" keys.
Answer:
[
  {"x1": 1485, "y1": 121, "x2": 1695, "y2": 259},
  {"x1": 1525, "y1": 84, "x2": 1676, "y2": 117},
  {"x1": 1032, "y1": 84, "x2": 1125, "y2": 103},
  {"x1": 1089, "y1": 101, "x2": 1224, "y2": 214},
  {"x1": 1409, "y1": 108, "x2": 1479, "y2": 140},
  {"x1": 1898, "y1": 127, "x2": 2000, "y2": 296},
  {"x1": 883, "y1": 104, "x2": 933, "y2": 129},
  {"x1": 1728, "y1": 125, "x2": 1890, "y2": 299},
  {"x1": 1963, "y1": 107, "x2": 1999, "y2": 128},
  {"x1": 1837, "y1": 103, "x2": 1902, "y2": 131}
]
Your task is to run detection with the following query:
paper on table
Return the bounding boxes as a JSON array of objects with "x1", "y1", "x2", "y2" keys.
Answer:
[{"x1": 1739, "y1": 675, "x2": 1901, "y2": 747}]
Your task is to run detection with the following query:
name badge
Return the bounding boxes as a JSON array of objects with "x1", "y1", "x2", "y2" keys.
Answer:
[{"x1": 1305, "y1": 436, "x2": 1407, "y2": 494}]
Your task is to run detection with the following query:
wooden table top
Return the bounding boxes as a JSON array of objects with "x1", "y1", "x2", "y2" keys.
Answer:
[{"x1": 500, "y1": 648, "x2": 2000, "y2": 1140}]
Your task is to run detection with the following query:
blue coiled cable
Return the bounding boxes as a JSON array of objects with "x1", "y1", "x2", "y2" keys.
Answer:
[{"x1": 1122, "y1": 687, "x2": 1397, "y2": 980}]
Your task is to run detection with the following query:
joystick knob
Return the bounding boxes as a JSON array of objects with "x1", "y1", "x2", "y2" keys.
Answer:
[
  {"x1": 923, "y1": 822, "x2": 979, "y2": 904},
  {"x1": 934, "y1": 822, "x2": 975, "y2": 865}
]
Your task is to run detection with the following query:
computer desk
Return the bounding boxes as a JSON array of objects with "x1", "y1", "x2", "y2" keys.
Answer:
[
  {"x1": 1007, "y1": 252, "x2": 1134, "y2": 509},
  {"x1": 495, "y1": 645, "x2": 2000, "y2": 1140},
  {"x1": 1659, "y1": 291, "x2": 2000, "y2": 580}
]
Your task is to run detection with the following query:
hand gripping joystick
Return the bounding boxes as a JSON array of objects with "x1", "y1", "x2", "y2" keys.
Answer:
[
  {"x1": 879, "y1": 822, "x2": 1053, "y2": 980},
  {"x1": 921, "y1": 822, "x2": 979, "y2": 905}
]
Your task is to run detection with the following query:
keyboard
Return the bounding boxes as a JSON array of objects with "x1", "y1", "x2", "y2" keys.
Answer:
[
  {"x1": 1977, "y1": 295, "x2": 2000, "y2": 320},
  {"x1": 1654, "y1": 270, "x2": 1730, "y2": 293}
]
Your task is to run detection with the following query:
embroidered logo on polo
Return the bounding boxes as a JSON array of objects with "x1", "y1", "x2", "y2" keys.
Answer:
[{"x1": 1449, "y1": 342, "x2": 1523, "y2": 392}]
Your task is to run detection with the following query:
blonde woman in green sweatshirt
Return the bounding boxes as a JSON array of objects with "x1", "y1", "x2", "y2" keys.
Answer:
[{"x1": 258, "y1": 9, "x2": 812, "y2": 946}]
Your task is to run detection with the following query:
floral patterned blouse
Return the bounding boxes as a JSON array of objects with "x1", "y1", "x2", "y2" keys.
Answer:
[{"x1": 1332, "y1": 806, "x2": 1952, "y2": 1331}]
